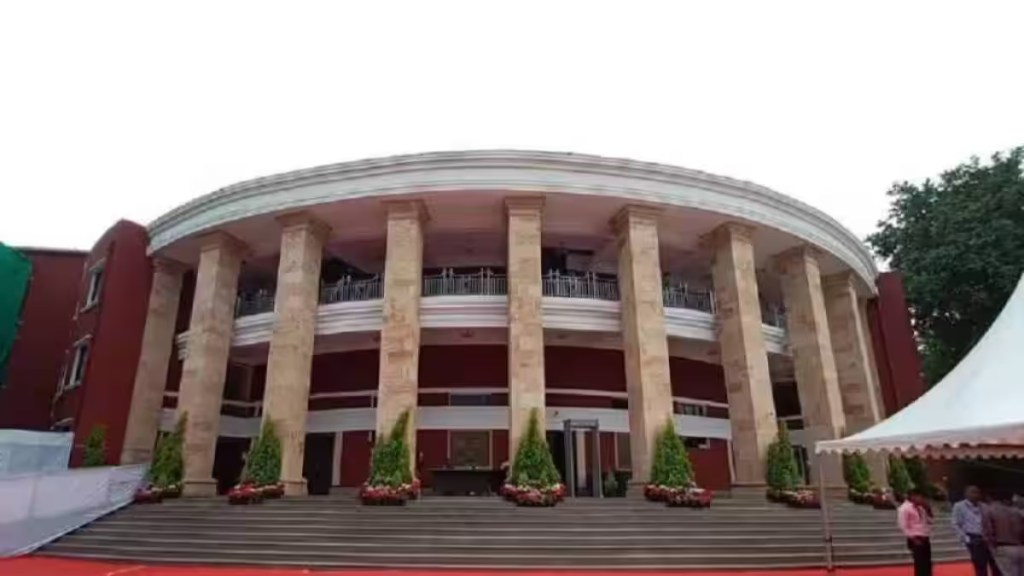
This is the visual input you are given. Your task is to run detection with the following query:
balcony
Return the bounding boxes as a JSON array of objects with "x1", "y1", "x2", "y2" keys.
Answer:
[
  {"x1": 762, "y1": 304, "x2": 787, "y2": 329},
  {"x1": 662, "y1": 284, "x2": 715, "y2": 314},
  {"x1": 321, "y1": 275, "x2": 384, "y2": 305},
  {"x1": 542, "y1": 271, "x2": 620, "y2": 301},
  {"x1": 423, "y1": 268, "x2": 507, "y2": 297},
  {"x1": 235, "y1": 290, "x2": 275, "y2": 317}
]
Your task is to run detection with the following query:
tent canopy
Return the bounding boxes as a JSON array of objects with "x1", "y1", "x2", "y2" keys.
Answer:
[{"x1": 817, "y1": 273, "x2": 1024, "y2": 459}]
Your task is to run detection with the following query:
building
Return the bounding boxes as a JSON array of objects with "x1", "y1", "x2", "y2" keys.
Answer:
[{"x1": 0, "y1": 246, "x2": 85, "y2": 430}]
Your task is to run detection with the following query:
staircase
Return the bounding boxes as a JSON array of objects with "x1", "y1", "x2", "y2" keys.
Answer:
[{"x1": 38, "y1": 494, "x2": 966, "y2": 570}]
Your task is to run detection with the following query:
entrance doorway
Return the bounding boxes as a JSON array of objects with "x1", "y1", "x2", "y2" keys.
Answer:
[
  {"x1": 562, "y1": 419, "x2": 602, "y2": 498},
  {"x1": 303, "y1": 433, "x2": 335, "y2": 495}
]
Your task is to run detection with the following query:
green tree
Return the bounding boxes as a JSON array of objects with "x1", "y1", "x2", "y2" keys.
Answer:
[
  {"x1": 509, "y1": 408, "x2": 561, "y2": 488},
  {"x1": 868, "y1": 147, "x2": 1024, "y2": 385},
  {"x1": 82, "y1": 425, "x2": 107, "y2": 467},
  {"x1": 904, "y1": 457, "x2": 929, "y2": 494},
  {"x1": 243, "y1": 419, "x2": 282, "y2": 486},
  {"x1": 649, "y1": 420, "x2": 694, "y2": 487},
  {"x1": 887, "y1": 456, "x2": 913, "y2": 497},
  {"x1": 765, "y1": 424, "x2": 800, "y2": 490},
  {"x1": 367, "y1": 410, "x2": 414, "y2": 487},
  {"x1": 151, "y1": 413, "x2": 186, "y2": 487},
  {"x1": 843, "y1": 453, "x2": 872, "y2": 493}
]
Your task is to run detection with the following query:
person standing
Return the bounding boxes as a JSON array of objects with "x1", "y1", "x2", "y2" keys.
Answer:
[
  {"x1": 899, "y1": 487, "x2": 935, "y2": 576},
  {"x1": 954, "y1": 485, "x2": 1003, "y2": 575},
  {"x1": 984, "y1": 491, "x2": 1024, "y2": 576}
]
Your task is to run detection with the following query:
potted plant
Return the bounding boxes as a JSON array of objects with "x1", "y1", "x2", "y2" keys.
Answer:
[
  {"x1": 240, "y1": 419, "x2": 283, "y2": 499},
  {"x1": 500, "y1": 409, "x2": 565, "y2": 507},
  {"x1": 133, "y1": 483, "x2": 164, "y2": 504},
  {"x1": 644, "y1": 420, "x2": 712, "y2": 508},
  {"x1": 765, "y1": 425, "x2": 800, "y2": 503},
  {"x1": 147, "y1": 413, "x2": 186, "y2": 499},
  {"x1": 602, "y1": 471, "x2": 620, "y2": 498},
  {"x1": 784, "y1": 489, "x2": 821, "y2": 509},
  {"x1": 228, "y1": 481, "x2": 263, "y2": 505},
  {"x1": 82, "y1": 425, "x2": 107, "y2": 467},
  {"x1": 844, "y1": 453, "x2": 873, "y2": 505},
  {"x1": 360, "y1": 410, "x2": 419, "y2": 505},
  {"x1": 871, "y1": 487, "x2": 898, "y2": 510},
  {"x1": 888, "y1": 456, "x2": 913, "y2": 501}
]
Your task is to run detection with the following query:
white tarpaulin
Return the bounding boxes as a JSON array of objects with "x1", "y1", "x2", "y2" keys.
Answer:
[
  {"x1": 0, "y1": 430, "x2": 72, "y2": 476},
  {"x1": 0, "y1": 464, "x2": 147, "y2": 556},
  {"x1": 817, "y1": 273, "x2": 1024, "y2": 458}
]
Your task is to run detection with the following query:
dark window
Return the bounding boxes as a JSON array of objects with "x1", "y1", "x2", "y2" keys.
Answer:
[
  {"x1": 449, "y1": 431, "x2": 490, "y2": 468},
  {"x1": 450, "y1": 393, "x2": 490, "y2": 406}
]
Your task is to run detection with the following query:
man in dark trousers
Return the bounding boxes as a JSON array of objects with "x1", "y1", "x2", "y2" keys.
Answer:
[
  {"x1": 899, "y1": 487, "x2": 935, "y2": 576},
  {"x1": 953, "y1": 485, "x2": 1003, "y2": 575},
  {"x1": 984, "y1": 491, "x2": 1024, "y2": 576}
]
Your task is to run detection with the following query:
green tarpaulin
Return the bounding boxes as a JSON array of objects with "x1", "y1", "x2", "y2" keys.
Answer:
[{"x1": 0, "y1": 243, "x2": 32, "y2": 386}]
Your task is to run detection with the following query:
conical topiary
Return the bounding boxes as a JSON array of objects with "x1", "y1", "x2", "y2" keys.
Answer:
[
  {"x1": 765, "y1": 424, "x2": 800, "y2": 490},
  {"x1": 888, "y1": 456, "x2": 913, "y2": 497},
  {"x1": 82, "y1": 425, "x2": 107, "y2": 467},
  {"x1": 509, "y1": 408, "x2": 561, "y2": 488},
  {"x1": 243, "y1": 419, "x2": 282, "y2": 486},
  {"x1": 151, "y1": 413, "x2": 186, "y2": 487},
  {"x1": 904, "y1": 457, "x2": 929, "y2": 493},
  {"x1": 368, "y1": 410, "x2": 414, "y2": 487},
  {"x1": 649, "y1": 420, "x2": 694, "y2": 487},
  {"x1": 843, "y1": 453, "x2": 872, "y2": 493}
]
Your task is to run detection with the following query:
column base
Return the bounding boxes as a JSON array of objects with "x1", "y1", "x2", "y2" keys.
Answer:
[
  {"x1": 282, "y1": 478, "x2": 307, "y2": 497},
  {"x1": 625, "y1": 480, "x2": 649, "y2": 500},
  {"x1": 182, "y1": 478, "x2": 218, "y2": 497}
]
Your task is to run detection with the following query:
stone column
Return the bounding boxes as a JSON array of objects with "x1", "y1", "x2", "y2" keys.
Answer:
[
  {"x1": 120, "y1": 259, "x2": 185, "y2": 465},
  {"x1": 777, "y1": 246, "x2": 846, "y2": 486},
  {"x1": 824, "y1": 272, "x2": 887, "y2": 484},
  {"x1": 178, "y1": 233, "x2": 245, "y2": 496},
  {"x1": 506, "y1": 197, "x2": 546, "y2": 457},
  {"x1": 709, "y1": 223, "x2": 778, "y2": 486},
  {"x1": 262, "y1": 213, "x2": 329, "y2": 496},
  {"x1": 376, "y1": 201, "x2": 426, "y2": 468},
  {"x1": 614, "y1": 206, "x2": 674, "y2": 486}
]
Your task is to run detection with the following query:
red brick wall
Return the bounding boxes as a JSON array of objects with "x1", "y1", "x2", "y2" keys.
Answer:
[
  {"x1": 52, "y1": 221, "x2": 151, "y2": 466},
  {"x1": 0, "y1": 250, "x2": 86, "y2": 429},
  {"x1": 867, "y1": 271, "x2": 926, "y2": 416}
]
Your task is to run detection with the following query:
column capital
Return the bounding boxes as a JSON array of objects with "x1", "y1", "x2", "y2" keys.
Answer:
[
  {"x1": 773, "y1": 244, "x2": 823, "y2": 271},
  {"x1": 275, "y1": 211, "x2": 331, "y2": 243},
  {"x1": 384, "y1": 199, "x2": 429, "y2": 223},
  {"x1": 710, "y1": 222, "x2": 757, "y2": 244},
  {"x1": 822, "y1": 270, "x2": 858, "y2": 291},
  {"x1": 611, "y1": 205, "x2": 662, "y2": 235},
  {"x1": 504, "y1": 196, "x2": 545, "y2": 215},
  {"x1": 152, "y1": 257, "x2": 188, "y2": 276},
  {"x1": 196, "y1": 231, "x2": 248, "y2": 257}
]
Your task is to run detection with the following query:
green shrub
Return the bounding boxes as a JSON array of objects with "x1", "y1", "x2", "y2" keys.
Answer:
[
  {"x1": 367, "y1": 410, "x2": 414, "y2": 487},
  {"x1": 904, "y1": 458, "x2": 929, "y2": 493},
  {"x1": 243, "y1": 419, "x2": 282, "y2": 486},
  {"x1": 888, "y1": 456, "x2": 913, "y2": 497},
  {"x1": 765, "y1": 424, "x2": 800, "y2": 490},
  {"x1": 509, "y1": 408, "x2": 561, "y2": 488},
  {"x1": 151, "y1": 413, "x2": 186, "y2": 487},
  {"x1": 649, "y1": 420, "x2": 694, "y2": 487},
  {"x1": 843, "y1": 453, "x2": 872, "y2": 493},
  {"x1": 602, "y1": 471, "x2": 620, "y2": 497},
  {"x1": 82, "y1": 425, "x2": 107, "y2": 467}
]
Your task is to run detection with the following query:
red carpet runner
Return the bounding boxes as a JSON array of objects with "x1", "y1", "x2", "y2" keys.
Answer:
[{"x1": 1, "y1": 557, "x2": 973, "y2": 576}]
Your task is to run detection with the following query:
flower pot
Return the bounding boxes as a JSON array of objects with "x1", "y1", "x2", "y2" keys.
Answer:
[
  {"x1": 160, "y1": 484, "x2": 182, "y2": 499},
  {"x1": 259, "y1": 483, "x2": 284, "y2": 499},
  {"x1": 133, "y1": 489, "x2": 163, "y2": 504}
]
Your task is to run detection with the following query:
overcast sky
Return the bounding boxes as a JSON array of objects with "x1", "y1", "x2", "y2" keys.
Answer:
[{"x1": 2, "y1": 1, "x2": 1021, "y2": 251}]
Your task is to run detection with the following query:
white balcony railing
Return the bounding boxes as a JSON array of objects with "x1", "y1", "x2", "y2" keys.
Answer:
[
  {"x1": 662, "y1": 284, "x2": 716, "y2": 314},
  {"x1": 763, "y1": 304, "x2": 787, "y2": 329},
  {"x1": 422, "y1": 268, "x2": 507, "y2": 297},
  {"x1": 235, "y1": 290, "x2": 275, "y2": 317},
  {"x1": 542, "y1": 271, "x2": 620, "y2": 301},
  {"x1": 321, "y1": 275, "x2": 384, "y2": 305}
]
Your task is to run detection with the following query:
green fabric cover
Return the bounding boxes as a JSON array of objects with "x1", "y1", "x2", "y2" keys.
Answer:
[{"x1": 0, "y1": 243, "x2": 32, "y2": 386}]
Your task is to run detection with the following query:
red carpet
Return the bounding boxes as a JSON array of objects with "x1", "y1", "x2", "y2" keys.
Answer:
[{"x1": 0, "y1": 557, "x2": 974, "y2": 576}]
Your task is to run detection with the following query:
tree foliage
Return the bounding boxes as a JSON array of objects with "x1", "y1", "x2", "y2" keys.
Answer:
[
  {"x1": 367, "y1": 410, "x2": 414, "y2": 487},
  {"x1": 509, "y1": 408, "x2": 561, "y2": 488},
  {"x1": 766, "y1": 424, "x2": 800, "y2": 490},
  {"x1": 887, "y1": 456, "x2": 913, "y2": 497},
  {"x1": 868, "y1": 147, "x2": 1024, "y2": 385},
  {"x1": 82, "y1": 425, "x2": 107, "y2": 467},
  {"x1": 243, "y1": 419, "x2": 282, "y2": 486},
  {"x1": 649, "y1": 420, "x2": 694, "y2": 487},
  {"x1": 151, "y1": 413, "x2": 186, "y2": 487},
  {"x1": 904, "y1": 457, "x2": 929, "y2": 493},
  {"x1": 843, "y1": 453, "x2": 872, "y2": 493}
]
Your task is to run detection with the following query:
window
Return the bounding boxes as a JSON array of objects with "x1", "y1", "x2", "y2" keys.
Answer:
[
  {"x1": 683, "y1": 436, "x2": 711, "y2": 450},
  {"x1": 67, "y1": 341, "x2": 90, "y2": 389},
  {"x1": 52, "y1": 418, "x2": 74, "y2": 432},
  {"x1": 676, "y1": 402, "x2": 708, "y2": 417},
  {"x1": 615, "y1": 432, "x2": 632, "y2": 470},
  {"x1": 449, "y1": 430, "x2": 490, "y2": 468},
  {"x1": 84, "y1": 265, "x2": 105, "y2": 308},
  {"x1": 450, "y1": 393, "x2": 490, "y2": 406}
]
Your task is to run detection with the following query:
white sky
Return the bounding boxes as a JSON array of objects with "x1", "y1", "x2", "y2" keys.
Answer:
[{"x1": 1, "y1": 1, "x2": 1022, "y2": 251}]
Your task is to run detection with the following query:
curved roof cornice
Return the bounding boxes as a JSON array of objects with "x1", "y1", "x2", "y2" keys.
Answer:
[{"x1": 148, "y1": 150, "x2": 878, "y2": 286}]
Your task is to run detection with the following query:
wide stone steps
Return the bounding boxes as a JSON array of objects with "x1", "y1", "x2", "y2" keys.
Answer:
[{"x1": 38, "y1": 496, "x2": 966, "y2": 570}]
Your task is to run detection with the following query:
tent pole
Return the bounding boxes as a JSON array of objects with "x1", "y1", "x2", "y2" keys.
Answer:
[{"x1": 819, "y1": 456, "x2": 836, "y2": 574}]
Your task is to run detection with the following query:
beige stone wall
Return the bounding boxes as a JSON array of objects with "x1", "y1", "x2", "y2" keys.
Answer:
[
  {"x1": 262, "y1": 214, "x2": 329, "y2": 496},
  {"x1": 824, "y1": 273, "x2": 887, "y2": 484},
  {"x1": 710, "y1": 223, "x2": 778, "y2": 485},
  {"x1": 376, "y1": 201, "x2": 426, "y2": 466},
  {"x1": 178, "y1": 233, "x2": 244, "y2": 496},
  {"x1": 777, "y1": 246, "x2": 846, "y2": 486},
  {"x1": 506, "y1": 198, "x2": 546, "y2": 458},
  {"x1": 614, "y1": 206, "x2": 675, "y2": 485},
  {"x1": 120, "y1": 259, "x2": 185, "y2": 465}
]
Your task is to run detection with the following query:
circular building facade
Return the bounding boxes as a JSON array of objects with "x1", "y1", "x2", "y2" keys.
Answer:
[{"x1": 122, "y1": 150, "x2": 886, "y2": 496}]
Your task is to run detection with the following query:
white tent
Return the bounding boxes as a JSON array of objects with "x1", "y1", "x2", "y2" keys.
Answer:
[{"x1": 817, "y1": 273, "x2": 1024, "y2": 459}]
